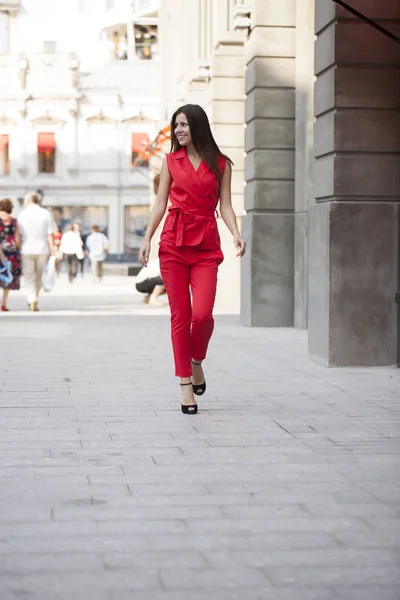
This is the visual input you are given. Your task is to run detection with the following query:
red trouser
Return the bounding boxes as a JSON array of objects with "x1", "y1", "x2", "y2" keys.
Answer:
[{"x1": 159, "y1": 244, "x2": 222, "y2": 377}]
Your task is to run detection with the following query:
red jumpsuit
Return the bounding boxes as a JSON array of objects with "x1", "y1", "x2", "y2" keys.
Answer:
[{"x1": 159, "y1": 147, "x2": 226, "y2": 377}]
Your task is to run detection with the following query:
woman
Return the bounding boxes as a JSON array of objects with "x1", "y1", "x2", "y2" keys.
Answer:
[
  {"x1": 0, "y1": 198, "x2": 22, "y2": 312},
  {"x1": 139, "y1": 104, "x2": 246, "y2": 414},
  {"x1": 53, "y1": 226, "x2": 63, "y2": 275},
  {"x1": 60, "y1": 224, "x2": 83, "y2": 283}
]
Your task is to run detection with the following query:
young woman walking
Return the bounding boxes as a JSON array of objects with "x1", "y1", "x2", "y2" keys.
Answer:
[{"x1": 139, "y1": 104, "x2": 246, "y2": 414}]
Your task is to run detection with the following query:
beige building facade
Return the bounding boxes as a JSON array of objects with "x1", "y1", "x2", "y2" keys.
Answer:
[
  {"x1": 159, "y1": 0, "x2": 400, "y2": 366},
  {"x1": 159, "y1": 0, "x2": 246, "y2": 313},
  {"x1": 0, "y1": 0, "x2": 160, "y2": 257}
]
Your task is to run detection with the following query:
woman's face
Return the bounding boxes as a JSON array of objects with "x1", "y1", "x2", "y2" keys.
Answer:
[{"x1": 174, "y1": 112, "x2": 192, "y2": 147}]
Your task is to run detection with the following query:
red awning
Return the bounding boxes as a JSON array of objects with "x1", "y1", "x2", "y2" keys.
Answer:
[
  {"x1": 38, "y1": 132, "x2": 56, "y2": 153},
  {"x1": 131, "y1": 132, "x2": 150, "y2": 152},
  {"x1": 0, "y1": 134, "x2": 9, "y2": 150}
]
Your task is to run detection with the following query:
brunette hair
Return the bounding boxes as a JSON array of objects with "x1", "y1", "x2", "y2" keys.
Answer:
[
  {"x1": 0, "y1": 198, "x2": 13, "y2": 214},
  {"x1": 170, "y1": 104, "x2": 232, "y2": 180}
]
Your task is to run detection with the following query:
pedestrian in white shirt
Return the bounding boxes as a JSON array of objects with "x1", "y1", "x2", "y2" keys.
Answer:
[
  {"x1": 135, "y1": 258, "x2": 166, "y2": 306},
  {"x1": 60, "y1": 224, "x2": 84, "y2": 283},
  {"x1": 85, "y1": 225, "x2": 109, "y2": 283},
  {"x1": 17, "y1": 192, "x2": 56, "y2": 311}
]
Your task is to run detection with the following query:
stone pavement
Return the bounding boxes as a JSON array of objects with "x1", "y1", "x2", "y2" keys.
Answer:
[{"x1": 0, "y1": 274, "x2": 400, "y2": 600}]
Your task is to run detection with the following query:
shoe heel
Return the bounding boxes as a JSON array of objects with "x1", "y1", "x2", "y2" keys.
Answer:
[
  {"x1": 180, "y1": 381, "x2": 198, "y2": 415},
  {"x1": 191, "y1": 360, "x2": 206, "y2": 396}
]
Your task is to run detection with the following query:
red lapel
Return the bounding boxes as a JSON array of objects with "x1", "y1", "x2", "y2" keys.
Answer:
[
  {"x1": 174, "y1": 148, "x2": 204, "y2": 191},
  {"x1": 197, "y1": 159, "x2": 211, "y2": 182}
]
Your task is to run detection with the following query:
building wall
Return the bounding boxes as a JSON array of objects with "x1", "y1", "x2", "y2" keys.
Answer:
[
  {"x1": 158, "y1": 0, "x2": 245, "y2": 313},
  {"x1": 240, "y1": 0, "x2": 400, "y2": 365}
]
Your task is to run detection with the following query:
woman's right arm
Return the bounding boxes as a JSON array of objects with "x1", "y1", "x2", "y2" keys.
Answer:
[{"x1": 138, "y1": 158, "x2": 171, "y2": 266}]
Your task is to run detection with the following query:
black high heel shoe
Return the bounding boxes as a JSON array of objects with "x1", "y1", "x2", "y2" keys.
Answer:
[
  {"x1": 191, "y1": 360, "x2": 206, "y2": 396},
  {"x1": 180, "y1": 382, "x2": 198, "y2": 414}
]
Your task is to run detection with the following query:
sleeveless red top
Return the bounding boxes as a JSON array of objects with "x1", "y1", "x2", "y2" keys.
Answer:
[{"x1": 160, "y1": 148, "x2": 226, "y2": 250}]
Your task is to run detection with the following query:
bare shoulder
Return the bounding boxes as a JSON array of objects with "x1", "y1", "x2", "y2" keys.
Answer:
[
  {"x1": 221, "y1": 158, "x2": 232, "y2": 180},
  {"x1": 161, "y1": 156, "x2": 172, "y2": 179}
]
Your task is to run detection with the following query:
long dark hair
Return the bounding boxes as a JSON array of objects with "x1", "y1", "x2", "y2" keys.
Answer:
[{"x1": 170, "y1": 104, "x2": 232, "y2": 181}]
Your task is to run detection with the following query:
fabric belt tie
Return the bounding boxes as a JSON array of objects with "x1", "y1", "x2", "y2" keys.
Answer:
[{"x1": 168, "y1": 206, "x2": 218, "y2": 247}]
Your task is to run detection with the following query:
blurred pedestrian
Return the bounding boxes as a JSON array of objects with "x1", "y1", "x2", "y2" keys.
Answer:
[
  {"x1": 0, "y1": 198, "x2": 22, "y2": 312},
  {"x1": 138, "y1": 104, "x2": 246, "y2": 414},
  {"x1": 112, "y1": 31, "x2": 119, "y2": 59},
  {"x1": 135, "y1": 258, "x2": 166, "y2": 306},
  {"x1": 53, "y1": 225, "x2": 63, "y2": 275},
  {"x1": 17, "y1": 192, "x2": 56, "y2": 312},
  {"x1": 85, "y1": 225, "x2": 109, "y2": 283},
  {"x1": 60, "y1": 224, "x2": 83, "y2": 283},
  {"x1": 72, "y1": 223, "x2": 85, "y2": 277}
]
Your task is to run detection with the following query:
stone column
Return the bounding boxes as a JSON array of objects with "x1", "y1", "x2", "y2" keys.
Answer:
[
  {"x1": 294, "y1": 0, "x2": 315, "y2": 329},
  {"x1": 241, "y1": 0, "x2": 296, "y2": 326},
  {"x1": 209, "y1": 37, "x2": 245, "y2": 217},
  {"x1": 208, "y1": 37, "x2": 245, "y2": 313},
  {"x1": 308, "y1": 0, "x2": 400, "y2": 365}
]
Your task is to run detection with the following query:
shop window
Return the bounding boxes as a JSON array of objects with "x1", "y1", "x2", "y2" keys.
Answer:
[
  {"x1": 0, "y1": 134, "x2": 10, "y2": 175},
  {"x1": 124, "y1": 205, "x2": 149, "y2": 254},
  {"x1": 131, "y1": 132, "x2": 150, "y2": 167},
  {"x1": 49, "y1": 206, "x2": 109, "y2": 238},
  {"x1": 38, "y1": 132, "x2": 56, "y2": 173}
]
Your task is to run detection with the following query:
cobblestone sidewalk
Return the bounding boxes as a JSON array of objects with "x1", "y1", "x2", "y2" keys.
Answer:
[{"x1": 0, "y1": 276, "x2": 399, "y2": 599}]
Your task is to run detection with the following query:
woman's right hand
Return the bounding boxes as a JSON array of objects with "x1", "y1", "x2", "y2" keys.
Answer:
[{"x1": 138, "y1": 240, "x2": 151, "y2": 266}]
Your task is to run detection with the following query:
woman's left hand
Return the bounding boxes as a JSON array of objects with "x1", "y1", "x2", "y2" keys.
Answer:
[{"x1": 233, "y1": 233, "x2": 246, "y2": 257}]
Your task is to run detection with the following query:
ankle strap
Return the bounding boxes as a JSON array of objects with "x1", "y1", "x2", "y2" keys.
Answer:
[{"x1": 180, "y1": 382, "x2": 192, "y2": 386}]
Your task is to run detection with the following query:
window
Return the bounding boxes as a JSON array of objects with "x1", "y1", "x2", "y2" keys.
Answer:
[
  {"x1": 0, "y1": 134, "x2": 10, "y2": 175},
  {"x1": 38, "y1": 133, "x2": 56, "y2": 173},
  {"x1": 43, "y1": 41, "x2": 57, "y2": 53},
  {"x1": 131, "y1": 132, "x2": 150, "y2": 167},
  {"x1": 50, "y1": 206, "x2": 108, "y2": 238},
  {"x1": 134, "y1": 24, "x2": 158, "y2": 60},
  {"x1": 124, "y1": 206, "x2": 149, "y2": 254}
]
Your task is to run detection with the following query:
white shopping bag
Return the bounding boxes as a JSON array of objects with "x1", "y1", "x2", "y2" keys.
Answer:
[{"x1": 42, "y1": 256, "x2": 57, "y2": 292}]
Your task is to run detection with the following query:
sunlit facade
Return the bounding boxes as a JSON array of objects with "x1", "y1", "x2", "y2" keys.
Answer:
[{"x1": 0, "y1": 0, "x2": 160, "y2": 256}]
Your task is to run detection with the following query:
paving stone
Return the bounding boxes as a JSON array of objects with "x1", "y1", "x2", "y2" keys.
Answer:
[
  {"x1": 332, "y1": 587, "x2": 400, "y2": 600},
  {"x1": 1, "y1": 274, "x2": 399, "y2": 598},
  {"x1": 110, "y1": 591, "x2": 337, "y2": 600},
  {"x1": 159, "y1": 567, "x2": 269, "y2": 589},
  {"x1": 265, "y1": 565, "x2": 400, "y2": 587},
  {"x1": 146, "y1": 532, "x2": 339, "y2": 551}
]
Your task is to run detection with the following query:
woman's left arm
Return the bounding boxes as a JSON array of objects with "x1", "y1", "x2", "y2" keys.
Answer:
[{"x1": 219, "y1": 161, "x2": 246, "y2": 257}]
